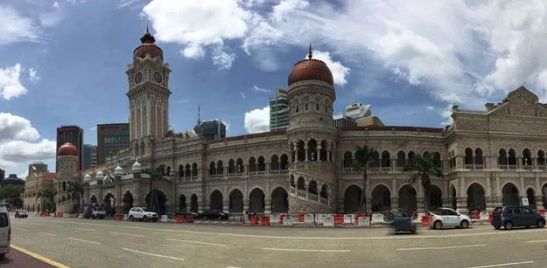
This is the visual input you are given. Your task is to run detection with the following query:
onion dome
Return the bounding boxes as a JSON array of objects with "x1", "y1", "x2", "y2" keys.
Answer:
[
  {"x1": 96, "y1": 170, "x2": 104, "y2": 181},
  {"x1": 58, "y1": 142, "x2": 78, "y2": 157},
  {"x1": 83, "y1": 173, "x2": 91, "y2": 183},
  {"x1": 133, "y1": 25, "x2": 163, "y2": 60},
  {"x1": 131, "y1": 159, "x2": 142, "y2": 173},
  {"x1": 114, "y1": 164, "x2": 123, "y2": 177},
  {"x1": 288, "y1": 44, "x2": 333, "y2": 86}
]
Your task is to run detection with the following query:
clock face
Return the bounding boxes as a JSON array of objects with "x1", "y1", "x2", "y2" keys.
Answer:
[
  {"x1": 154, "y1": 72, "x2": 163, "y2": 83},
  {"x1": 135, "y1": 72, "x2": 143, "y2": 84}
]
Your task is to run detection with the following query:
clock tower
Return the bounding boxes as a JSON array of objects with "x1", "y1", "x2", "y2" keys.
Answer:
[{"x1": 126, "y1": 27, "x2": 171, "y2": 143}]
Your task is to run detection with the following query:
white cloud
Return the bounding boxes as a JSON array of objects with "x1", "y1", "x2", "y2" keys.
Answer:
[
  {"x1": 240, "y1": 92, "x2": 246, "y2": 99},
  {"x1": 53, "y1": 2, "x2": 60, "y2": 9},
  {"x1": 0, "y1": 113, "x2": 56, "y2": 174},
  {"x1": 425, "y1": 104, "x2": 454, "y2": 126},
  {"x1": 0, "y1": 6, "x2": 40, "y2": 45},
  {"x1": 244, "y1": 106, "x2": 270, "y2": 133},
  {"x1": 212, "y1": 46, "x2": 236, "y2": 69},
  {"x1": 28, "y1": 68, "x2": 40, "y2": 82},
  {"x1": 0, "y1": 63, "x2": 28, "y2": 100},
  {"x1": 308, "y1": 50, "x2": 350, "y2": 86},
  {"x1": 252, "y1": 85, "x2": 270, "y2": 93}
]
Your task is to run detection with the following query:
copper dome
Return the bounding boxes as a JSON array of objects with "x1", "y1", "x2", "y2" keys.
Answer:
[
  {"x1": 58, "y1": 142, "x2": 78, "y2": 157},
  {"x1": 288, "y1": 46, "x2": 333, "y2": 86},
  {"x1": 133, "y1": 28, "x2": 163, "y2": 60}
]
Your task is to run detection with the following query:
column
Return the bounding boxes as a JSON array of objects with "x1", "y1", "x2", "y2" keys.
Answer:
[
  {"x1": 243, "y1": 200, "x2": 249, "y2": 212},
  {"x1": 223, "y1": 200, "x2": 229, "y2": 213},
  {"x1": 456, "y1": 196, "x2": 468, "y2": 214},
  {"x1": 304, "y1": 146, "x2": 309, "y2": 162},
  {"x1": 265, "y1": 198, "x2": 271, "y2": 214},
  {"x1": 390, "y1": 198, "x2": 399, "y2": 214},
  {"x1": 534, "y1": 195, "x2": 544, "y2": 210}
]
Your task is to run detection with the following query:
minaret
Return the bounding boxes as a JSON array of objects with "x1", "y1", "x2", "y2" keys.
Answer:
[
  {"x1": 126, "y1": 27, "x2": 172, "y2": 142},
  {"x1": 194, "y1": 105, "x2": 203, "y2": 137},
  {"x1": 285, "y1": 44, "x2": 337, "y2": 214}
]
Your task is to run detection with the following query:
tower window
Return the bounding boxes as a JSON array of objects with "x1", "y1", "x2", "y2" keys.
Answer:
[
  {"x1": 316, "y1": 103, "x2": 319, "y2": 111},
  {"x1": 305, "y1": 103, "x2": 308, "y2": 110}
]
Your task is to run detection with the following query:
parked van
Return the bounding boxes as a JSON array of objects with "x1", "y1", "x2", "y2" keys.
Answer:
[{"x1": 0, "y1": 205, "x2": 10, "y2": 258}]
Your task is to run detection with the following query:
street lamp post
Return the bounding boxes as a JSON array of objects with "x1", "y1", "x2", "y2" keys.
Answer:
[{"x1": 113, "y1": 163, "x2": 124, "y2": 216}]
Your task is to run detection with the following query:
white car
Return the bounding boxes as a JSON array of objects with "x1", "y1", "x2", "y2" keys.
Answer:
[
  {"x1": 128, "y1": 207, "x2": 158, "y2": 222},
  {"x1": 428, "y1": 207, "x2": 472, "y2": 229},
  {"x1": 0, "y1": 205, "x2": 10, "y2": 259}
]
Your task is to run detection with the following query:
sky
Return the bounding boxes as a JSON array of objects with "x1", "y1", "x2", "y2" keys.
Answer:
[{"x1": 1, "y1": 0, "x2": 547, "y2": 179}]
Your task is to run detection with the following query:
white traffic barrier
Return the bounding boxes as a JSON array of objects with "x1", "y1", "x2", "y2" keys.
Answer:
[
  {"x1": 480, "y1": 212, "x2": 489, "y2": 220},
  {"x1": 283, "y1": 216, "x2": 295, "y2": 226},
  {"x1": 123, "y1": 214, "x2": 128, "y2": 221},
  {"x1": 323, "y1": 215, "x2": 334, "y2": 227},
  {"x1": 161, "y1": 215, "x2": 168, "y2": 222},
  {"x1": 358, "y1": 217, "x2": 370, "y2": 227},
  {"x1": 371, "y1": 214, "x2": 384, "y2": 223},
  {"x1": 316, "y1": 214, "x2": 328, "y2": 224},
  {"x1": 304, "y1": 214, "x2": 315, "y2": 224},
  {"x1": 344, "y1": 214, "x2": 353, "y2": 224}
]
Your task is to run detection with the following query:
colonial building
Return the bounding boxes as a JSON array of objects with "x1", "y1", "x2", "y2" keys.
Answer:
[
  {"x1": 55, "y1": 142, "x2": 81, "y2": 213},
  {"x1": 78, "y1": 29, "x2": 547, "y2": 217},
  {"x1": 23, "y1": 171, "x2": 55, "y2": 212}
]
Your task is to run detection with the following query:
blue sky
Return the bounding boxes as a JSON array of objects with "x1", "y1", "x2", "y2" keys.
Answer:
[{"x1": 1, "y1": 0, "x2": 547, "y2": 178}]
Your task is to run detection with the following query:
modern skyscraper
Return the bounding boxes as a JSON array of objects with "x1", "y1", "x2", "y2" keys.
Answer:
[
  {"x1": 333, "y1": 114, "x2": 357, "y2": 128},
  {"x1": 195, "y1": 120, "x2": 226, "y2": 140},
  {"x1": 0, "y1": 168, "x2": 4, "y2": 187},
  {"x1": 345, "y1": 103, "x2": 371, "y2": 120},
  {"x1": 56, "y1": 125, "x2": 83, "y2": 171},
  {"x1": 28, "y1": 162, "x2": 48, "y2": 177},
  {"x1": 97, "y1": 123, "x2": 130, "y2": 165},
  {"x1": 269, "y1": 87, "x2": 289, "y2": 131},
  {"x1": 82, "y1": 144, "x2": 98, "y2": 169}
]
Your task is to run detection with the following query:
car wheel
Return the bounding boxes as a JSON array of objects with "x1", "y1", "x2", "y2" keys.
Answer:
[
  {"x1": 129, "y1": 215, "x2": 134, "y2": 221},
  {"x1": 504, "y1": 221, "x2": 513, "y2": 230},
  {"x1": 153, "y1": 219, "x2": 158, "y2": 222},
  {"x1": 537, "y1": 220, "x2": 545, "y2": 228},
  {"x1": 143, "y1": 216, "x2": 148, "y2": 222},
  {"x1": 494, "y1": 225, "x2": 501, "y2": 230},
  {"x1": 434, "y1": 220, "x2": 443, "y2": 229},
  {"x1": 460, "y1": 220, "x2": 469, "y2": 229}
]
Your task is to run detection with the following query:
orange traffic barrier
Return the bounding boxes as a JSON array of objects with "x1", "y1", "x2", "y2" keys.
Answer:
[
  {"x1": 185, "y1": 214, "x2": 195, "y2": 223},
  {"x1": 261, "y1": 216, "x2": 270, "y2": 226},
  {"x1": 488, "y1": 213, "x2": 493, "y2": 223},
  {"x1": 354, "y1": 214, "x2": 369, "y2": 225},
  {"x1": 334, "y1": 214, "x2": 344, "y2": 225},
  {"x1": 250, "y1": 215, "x2": 259, "y2": 225},
  {"x1": 298, "y1": 213, "x2": 305, "y2": 222},
  {"x1": 539, "y1": 209, "x2": 546, "y2": 216},
  {"x1": 471, "y1": 211, "x2": 480, "y2": 220},
  {"x1": 113, "y1": 214, "x2": 123, "y2": 221},
  {"x1": 176, "y1": 215, "x2": 184, "y2": 223},
  {"x1": 279, "y1": 214, "x2": 286, "y2": 224},
  {"x1": 421, "y1": 215, "x2": 431, "y2": 226}
]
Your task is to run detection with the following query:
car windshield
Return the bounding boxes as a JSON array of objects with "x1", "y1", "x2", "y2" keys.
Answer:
[
  {"x1": 20, "y1": 210, "x2": 27, "y2": 213},
  {"x1": 142, "y1": 208, "x2": 153, "y2": 212}
]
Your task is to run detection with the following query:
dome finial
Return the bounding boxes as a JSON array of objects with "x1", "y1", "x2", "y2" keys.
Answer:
[
  {"x1": 308, "y1": 43, "x2": 313, "y2": 59},
  {"x1": 146, "y1": 23, "x2": 149, "y2": 34}
]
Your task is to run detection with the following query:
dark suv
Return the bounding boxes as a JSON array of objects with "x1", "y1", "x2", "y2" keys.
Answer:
[{"x1": 491, "y1": 206, "x2": 546, "y2": 230}]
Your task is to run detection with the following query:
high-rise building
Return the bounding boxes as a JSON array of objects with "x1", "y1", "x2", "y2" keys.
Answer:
[
  {"x1": 333, "y1": 114, "x2": 357, "y2": 128},
  {"x1": 28, "y1": 162, "x2": 48, "y2": 177},
  {"x1": 270, "y1": 87, "x2": 289, "y2": 131},
  {"x1": 56, "y1": 125, "x2": 83, "y2": 171},
  {"x1": 0, "y1": 168, "x2": 4, "y2": 187},
  {"x1": 195, "y1": 120, "x2": 226, "y2": 140},
  {"x1": 345, "y1": 103, "x2": 371, "y2": 120},
  {"x1": 97, "y1": 123, "x2": 130, "y2": 165},
  {"x1": 82, "y1": 145, "x2": 98, "y2": 169}
]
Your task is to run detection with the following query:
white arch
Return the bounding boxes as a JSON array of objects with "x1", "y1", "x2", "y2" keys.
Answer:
[
  {"x1": 208, "y1": 188, "x2": 225, "y2": 198},
  {"x1": 500, "y1": 181, "x2": 521, "y2": 194},
  {"x1": 269, "y1": 185, "x2": 288, "y2": 197},
  {"x1": 248, "y1": 186, "x2": 266, "y2": 197},
  {"x1": 343, "y1": 184, "x2": 362, "y2": 194},
  {"x1": 397, "y1": 184, "x2": 418, "y2": 195},
  {"x1": 369, "y1": 183, "x2": 392, "y2": 195},
  {"x1": 465, "y1": 181, "x2": 487, "y2": 195}
]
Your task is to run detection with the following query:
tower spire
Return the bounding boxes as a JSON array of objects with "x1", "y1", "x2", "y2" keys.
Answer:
[
  {"x1": 308, "y1": 43, "x2": 313, "y2": 59},
  {"x1": 146, "y1": 23, "x2": 149, "y2": 33},
  {"x1": 197, "y1": 105, "x2": 201, "y2": 125}
]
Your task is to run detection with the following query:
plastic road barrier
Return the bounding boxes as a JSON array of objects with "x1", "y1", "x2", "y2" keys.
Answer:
[
  {"x1": 261, "y1": 216, "x2": 270, "y2": 226},
  {"x1": 283, "y1": 216, "x2": 295, "y2": 226},
  {"x1": 304, "y1": 214, "x2": 314, "y2": 224},
  {"x1": 250, "y1": 215, "x2": 259, "y2": 225},
  {"x1": 185, "y1": 214, "x2": 195, "y2": 223},
  {"x1": 344, "y1": 214, "x2": 353, "y2": 224},
  {"x1": 358, "y1": 217, "x2": 370, "y2": 227},
  {"x1": 298, "y1": 213, "x2": 305, "y2": 222},
  {"x1": 176, "y1": 215, "x2": 184, "y2": 223},
  {"x1": 421, "y1": 215, "x2": 431, "y2": 226},
  {"x1": 323, "y1": 215, "x2": 334, "y2": 227},
  {"x1": 334, "y1": 214, "x2": 344, "y2": 225},
  {"x1": 279, "y1": 214, "x2": 287, "y2": 224}
]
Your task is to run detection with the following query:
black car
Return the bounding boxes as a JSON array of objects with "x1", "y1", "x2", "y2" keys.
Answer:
[
  {"x1": 390, "y1": 215, "x2": 417, "y2": 234},
  {"x1": 14, "y1": 210, "x2": 28, "y2": 218},
  {"x1": 175, "y1": 209, "x2": 198, "y2": 218},
  {"x1": 491, "y1": 206, "x2": 546, "y2": 230},
  {"x1": 197, "y1": 209, "x2": 229, "y2": 220}
]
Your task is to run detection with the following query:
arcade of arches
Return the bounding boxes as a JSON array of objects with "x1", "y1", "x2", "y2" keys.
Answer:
[{"x1": 85, "y1": 182, "x2": 547, "y2": 216}]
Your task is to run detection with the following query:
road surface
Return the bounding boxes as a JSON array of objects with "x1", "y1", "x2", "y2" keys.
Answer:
[{"x1": 8, "y1": 217, "x2": 547, "y2": 268}]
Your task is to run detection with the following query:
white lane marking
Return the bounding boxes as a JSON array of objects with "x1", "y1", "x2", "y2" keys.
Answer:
[
  {"x1": 45, "y1": 219, "x2": 547, "y2": 241},
  {"x1": 261, "y1": 248, "x2": 350, "y2": 253},
  {"x1": 226, "y1": 266, "x2": 242, "y2": 268},
  {"x1": 525, "y1": 239, "x2": 547, "y2": 243},
  {"x1": 397, "y1": 244, "x2": 486, "y2": 251},
  {"x1": 166, "y1": 238, "x2": 227, "y2": 247},
  {"x1": 464, "y1": 261, "x2": 534, "y2": 268},
  {"x1": 75, "y1": 227, "x2": 96, "y2": 231},
  {"x1": 42, "y1": 233, "x2": 57, "y2": 237},
  {"x1": 13, "y1": 228, "x2": 28, "y2": 231},
  {"x1": 212, "y1": 222, "x2": 219, "y2": 224},
  {"x1": 68, "y1": 237, "x2": 101, "y2": 245},
  {"x1": 121, "y1": 248, "x2": 185, "y2": 261},
  {"x1": 110, "y1": 231, "x2": 144, "y2": 238}
]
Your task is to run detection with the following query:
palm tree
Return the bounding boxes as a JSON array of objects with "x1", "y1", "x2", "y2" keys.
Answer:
[
  {"x1": 68, "y1": 181, "x2": 85, "y2": 213},
  {"x1": 142, "y1": 166, "x2": 164, "y2": 214},
  {"x1": 404, "y1": 153, "x2": 443, "y2": 212},
  {"x1": 353, "y1": 145, "x2": 378, "y2": 213}
]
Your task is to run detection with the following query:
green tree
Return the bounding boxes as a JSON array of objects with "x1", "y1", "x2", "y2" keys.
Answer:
[
  {"x1": 0, "y1": 185, "x2": 24, "y2": 208},
  {"x1": 36, "y1": 188, "x2": 57, "y2": 212},
  {"x1": 142, "y1": 167, "x2": 164, "y2": 214},
  {"x1": 353, "y1": 145, "x2": 378, "y2": 213},
  {"x1": 68, "y1": 181, "x2": 85, "y2": 213},
  {"x1": 404, "y1": 153, "x2": 444, "y2": 211}
]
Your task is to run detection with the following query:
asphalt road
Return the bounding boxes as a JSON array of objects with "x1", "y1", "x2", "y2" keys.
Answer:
[{"x1": 8, "y1": 217, "x2": 547, "y2": 268}]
